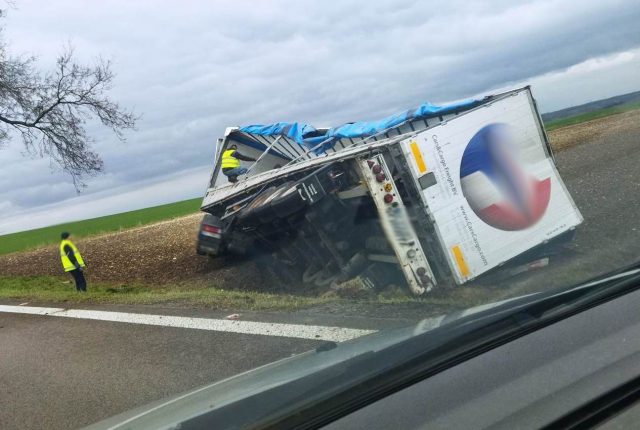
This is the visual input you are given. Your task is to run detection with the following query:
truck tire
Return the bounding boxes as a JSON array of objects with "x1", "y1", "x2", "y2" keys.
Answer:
[
  {"x1": 237, "y1": 185, "x2": 278, "y2": 225},
  {"x1": 269, "y1": 184, "x2": 308, "y2": 219},
  {"x1": 251, "y1": 181, "x2": 309, "y2": 223},
  {"x1": 254, "y1": 250, "x2": 303, "y2": 288},
  {"x1": 237, "y1": 182, "x2": 304, "y2": 226},
  {"x1": 314, "y1": 270, "x2": 339, "y2": 287},
  {"x1": 302, "y1": 266, "x2": 323, "y2": 283}
]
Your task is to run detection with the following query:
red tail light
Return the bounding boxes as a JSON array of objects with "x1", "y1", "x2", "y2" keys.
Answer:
[{"x1": 202, "y1": 225, "x2": 221, "y2": 234}]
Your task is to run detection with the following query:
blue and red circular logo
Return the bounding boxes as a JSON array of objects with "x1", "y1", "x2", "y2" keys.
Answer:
[{"x1": 459, "y1": 123, "x2": 551, "y2": 231}]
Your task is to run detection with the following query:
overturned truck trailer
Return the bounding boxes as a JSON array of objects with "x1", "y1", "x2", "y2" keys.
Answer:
[{"x1": 200, "y1": 87, "x2": 583, "y2": 295}]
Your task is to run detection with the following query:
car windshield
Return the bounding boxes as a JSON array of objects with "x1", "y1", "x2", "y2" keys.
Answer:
[{"x1": 0, "y1": 2, "x2": 639, "y2": 429}]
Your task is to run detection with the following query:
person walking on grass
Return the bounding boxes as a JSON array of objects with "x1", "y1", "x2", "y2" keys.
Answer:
[{"x1": 60, "y1": 232, "x2": 87, "y2": 292}]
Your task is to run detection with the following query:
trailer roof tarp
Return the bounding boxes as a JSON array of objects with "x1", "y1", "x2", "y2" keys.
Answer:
[{"x1": 239, "y1": 98, "x2": 480, "y2": 154}]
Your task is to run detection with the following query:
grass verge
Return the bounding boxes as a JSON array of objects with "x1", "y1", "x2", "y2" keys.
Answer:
[
  {"x1": 0, "y1": 275, "x2": 339, "y2": 311},
  {"x1": 0, "y1": 198, "x2": 202, "y2": 255},
  {"x1": 545, "y1": 101, "x2": 640, "y2": 131},
  {"x1": 0, "y1": 275, "x2": 502, "y2": 314}
]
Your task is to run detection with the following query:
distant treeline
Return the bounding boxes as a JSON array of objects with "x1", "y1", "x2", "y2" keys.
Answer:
[{"x1": 542, "y1": 90, "x2": 640, "y2": 122}]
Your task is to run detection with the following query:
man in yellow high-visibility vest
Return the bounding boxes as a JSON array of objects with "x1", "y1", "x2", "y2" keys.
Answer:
[
  {"x1": 60, "y1": 232, "x2": 87, "y2": 292},
  {"x1": 221, "y1": 144, "x2": 256, "y2": 183}
]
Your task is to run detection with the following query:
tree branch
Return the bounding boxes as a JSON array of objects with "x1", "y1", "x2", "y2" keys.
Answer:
[{"x1": 0, "y1": 42, "x2": 138, "y2": 189}]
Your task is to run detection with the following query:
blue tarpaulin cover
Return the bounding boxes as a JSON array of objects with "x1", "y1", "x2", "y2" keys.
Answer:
[{"x1": 239, "y1": 98, "x2": 480, "y2": 154}]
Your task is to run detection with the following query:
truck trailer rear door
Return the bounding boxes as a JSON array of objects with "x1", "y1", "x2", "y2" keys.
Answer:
[{"x1": 400, "y1": 88, "x2": 583, "y2": 284}]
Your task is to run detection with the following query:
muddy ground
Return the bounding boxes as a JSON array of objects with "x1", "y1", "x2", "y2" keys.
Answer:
[{"x1": 0, "y1": 214, "x2": 267, "y2": 290}]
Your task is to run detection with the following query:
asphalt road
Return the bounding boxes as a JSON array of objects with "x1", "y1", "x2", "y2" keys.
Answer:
[
  {"x1": 0, "y1": 309, "x2": 327, "y2": 430},
  {"x1": 1, "y1": 121, "x2": 639, "y2": 430},
  {"x1": 0, "y1": 302, "x2": 419, "y2": 430},
  {"x1": 555, "y1": 123, "x2": 640, "y2": 270}
]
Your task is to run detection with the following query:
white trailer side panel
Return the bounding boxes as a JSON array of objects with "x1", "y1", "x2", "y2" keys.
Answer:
[{"x1": 401, "y1": 89, "x2": 583, "y2": 284}]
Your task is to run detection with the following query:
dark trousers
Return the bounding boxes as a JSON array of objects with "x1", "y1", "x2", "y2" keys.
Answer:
[{"x1": 69, "y1": 269, "x2": 87, "y2": 291}]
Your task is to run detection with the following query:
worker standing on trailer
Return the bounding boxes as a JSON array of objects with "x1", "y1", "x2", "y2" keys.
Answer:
[
  {"x1": 59, "y1": 232, "x2": 88, "y2": 292},
  {"x1": 221, "y1": 144, "x2": 256, "y2": 183}
]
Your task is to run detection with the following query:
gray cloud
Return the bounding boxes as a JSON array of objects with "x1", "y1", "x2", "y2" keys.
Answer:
[{"x1": 1, "y1": 0, "x2": 639, "y2": 231}]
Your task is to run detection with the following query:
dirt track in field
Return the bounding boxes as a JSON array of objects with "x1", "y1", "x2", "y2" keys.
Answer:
[
  {"x1": 0, "y1": 213, "x2": 266, "y2": 289},
  {"x1": 1, "y1": 110, "x2": 638, "y2": 290},
  {"x1": 546, "y1": 108, "x2": 640, "y2": 151}
]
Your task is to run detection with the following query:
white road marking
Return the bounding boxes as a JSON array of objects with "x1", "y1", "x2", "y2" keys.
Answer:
[{"x1": 0, "y1": 305, "x2": 376, "y2": 342}]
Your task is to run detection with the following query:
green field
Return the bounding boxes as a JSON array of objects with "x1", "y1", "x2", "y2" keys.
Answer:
[
  {"x1": 0, "y1": 197, "x2": 202, "y2": 255},
  {"x1": 545, "y1": 101, "x2": 640, "y2": 131}
]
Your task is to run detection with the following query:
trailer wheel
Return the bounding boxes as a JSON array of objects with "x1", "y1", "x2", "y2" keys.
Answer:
[
  {"x1": 302, "y1": 266, "x2": 323, "y2": 283},
  {"x1": 314, "y1": 270, "x2": 339, "y2": 287},
  {"x1": 263, "y1": 250, "x2": 306, "y2": 287},
  {"x1": 269, "y1": 182, "x2": 308, "y2": 219}
]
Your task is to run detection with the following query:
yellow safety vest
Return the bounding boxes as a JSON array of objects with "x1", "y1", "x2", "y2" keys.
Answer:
[
  {"x1": 60, "y1": 239, "x2": 85, "y2": 272},
  {"x1": 221, "y1": 149, "x2": 240, "y2": 169}
]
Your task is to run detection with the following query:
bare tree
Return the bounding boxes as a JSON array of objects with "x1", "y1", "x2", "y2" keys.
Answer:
[{"x1": 0, "y1": 25, "x2": 137, "y2": 188}]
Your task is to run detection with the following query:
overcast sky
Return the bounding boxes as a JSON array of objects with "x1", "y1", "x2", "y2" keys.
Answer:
[{"x1": 1, "y1": 0, "x2": 639, "y2": 234}]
